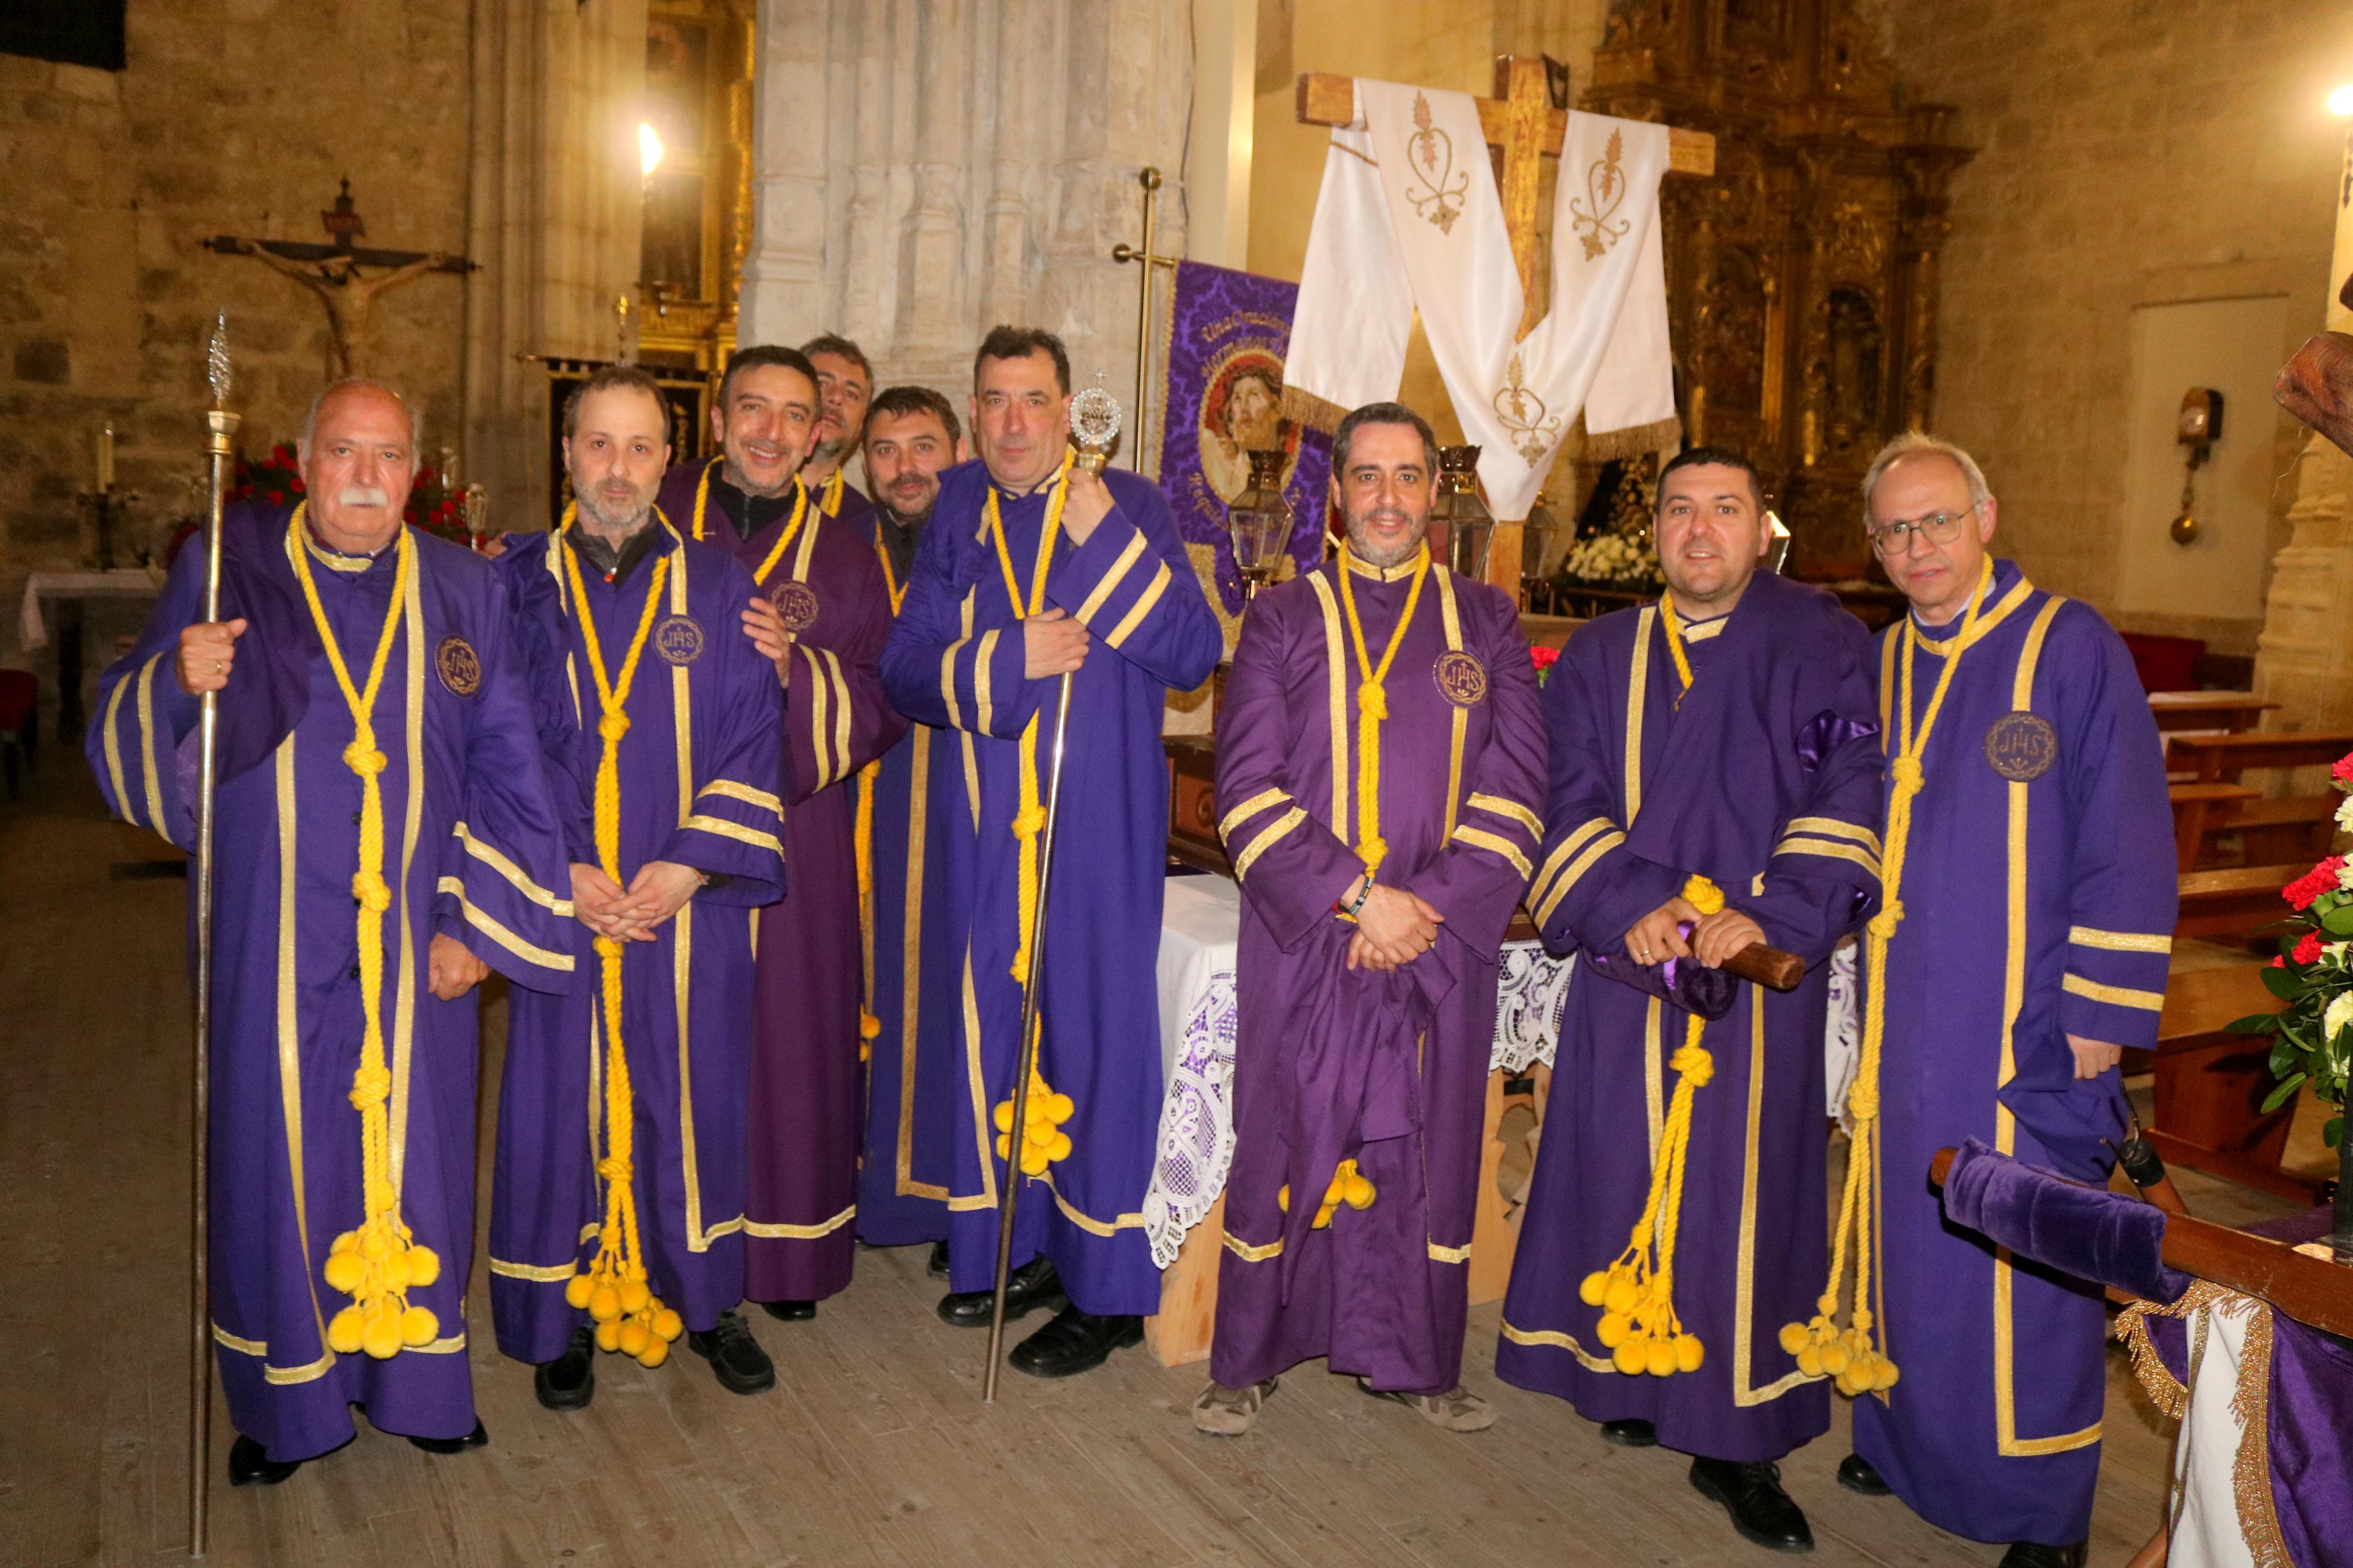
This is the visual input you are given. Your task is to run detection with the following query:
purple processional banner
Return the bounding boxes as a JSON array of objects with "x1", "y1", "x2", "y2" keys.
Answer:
[{"x1": 1156, "y1": 260, "x2": 1332, "y2": 617}]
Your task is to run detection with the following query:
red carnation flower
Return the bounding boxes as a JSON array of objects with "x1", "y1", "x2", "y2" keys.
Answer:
[
  {"x1": 2333, "y1": 751, "x2": 2353, "y2": 785},
  {"x1": 2293, "y1": 932, "x2": 2324, "y2": 965},
  {"x1": 2283, "y1": 855, "x2": 2346, "y2": 911},
  {"x1": 1529, "y1": 645, "x2": 1560, "y2": 671},
  {"x1": 2270, "y1": 955, "x2": 2286, "y2": 968}
]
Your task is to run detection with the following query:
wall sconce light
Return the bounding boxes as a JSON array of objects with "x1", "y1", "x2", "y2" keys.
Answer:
[
  {"x1": 638, "y1": 122, "x2": 666, "y2": 184},
  {"x1": 2329, "y1": 84, "x2": 2353, "y2": 118}
]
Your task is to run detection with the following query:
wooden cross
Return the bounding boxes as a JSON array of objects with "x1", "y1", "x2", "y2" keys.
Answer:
[{"x1": 1295, "y1": 57, "x2": 1716, "y2": 591}]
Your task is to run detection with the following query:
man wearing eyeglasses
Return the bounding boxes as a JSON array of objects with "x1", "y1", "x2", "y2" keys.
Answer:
[{"x1": 1836, "y1": 435, "x2": 2174, "y2": 1568}]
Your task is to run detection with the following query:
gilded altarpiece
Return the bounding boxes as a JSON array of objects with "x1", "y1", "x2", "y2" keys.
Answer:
[
  {"x1": 638, "y1": 0, "x2": 756, "y2": 377},
  {"x1": 1584, "y1": 0, "x2": 1971, "y2": 579}
]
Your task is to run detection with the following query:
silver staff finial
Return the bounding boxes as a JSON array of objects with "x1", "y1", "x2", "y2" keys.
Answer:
[
  {"x1": 207, "y1": 312, "x2": 232, "y2": 407},
  {"x1": 1069, "y1": 371, "x2": 1122, "y2": 456}
]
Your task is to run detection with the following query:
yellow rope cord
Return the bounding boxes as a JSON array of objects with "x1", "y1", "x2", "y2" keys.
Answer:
[
  {"x1": 1334, "y1": 547, "x2": 1431, "y2": 874},
  {"x1": 853, "y1": 758, "x2": 881, "y2": 1058},
  {"x1": 821, "y1": 467, "x2": 844, "y2": 517},
  {"x1": 1578, "y1": 873, "x2": 1724, "y2": 1378},
  {"x1": 1659, "y1": 593, "x2": 1697, "y2": 708},
  {"x1": 875, "y1": 542, "x2": 906, "y2": 614},
  {"x1": 982, "y1": 461, "x2": 1076, "y2": 1169},
  {"x1": 558, "y1": 515, "x2": 687, "y2": 1366},
  {"x1": 750, "y1": 481, "x2": 811, "y2": 585},
  {"x1": 286, "y1": 506, "x2": 443, "y2": 1359},
  {"x1": 1780, "y1": 557, "x2": 1994, "y2": 1396},
  {"x1": 688, "y1": 458, "x2": 716, "y2": 542}
]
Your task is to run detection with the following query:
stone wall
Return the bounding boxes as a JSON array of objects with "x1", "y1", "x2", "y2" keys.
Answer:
[
  {"x1": 1887, "y1": 0, "x2": 2353, "y2": 654},
  {"x1": 0, "y1": 1, "x2": 475, "y2": 693}
]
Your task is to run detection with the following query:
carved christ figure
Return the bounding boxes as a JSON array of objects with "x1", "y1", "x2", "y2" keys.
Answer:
[{"x1": 234, "y1": 240, "x2": 451, "y2": 378}]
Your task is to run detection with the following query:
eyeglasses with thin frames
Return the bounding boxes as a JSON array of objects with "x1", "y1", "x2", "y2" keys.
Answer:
[{"x1": 1867, "y1": 500, "x2": 1982, "y2": 555}]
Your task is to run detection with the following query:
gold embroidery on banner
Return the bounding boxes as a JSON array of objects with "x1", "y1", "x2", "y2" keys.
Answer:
[
  {"x1": 1491, "y1": 354, "x2": 1564, "y2": 465},
  {"x1": 1404, "y1": 91, "x2": 1468, "y2": 234},
  {"x1": 1568, "y1": 127, "x2": 1631, "y2": 259}
]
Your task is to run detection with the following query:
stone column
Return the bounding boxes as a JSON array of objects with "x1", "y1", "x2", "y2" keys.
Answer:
[{"x1": 2251, "y1": 120, "x2": 2353, "y2": 730}]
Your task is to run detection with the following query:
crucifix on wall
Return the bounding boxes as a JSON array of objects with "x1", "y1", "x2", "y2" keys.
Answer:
[
  {"x1": 1293, "y1": 57, "x2": 1716, "y2": 592},
  {"x1": 204, "y1": 180, "x2": 475, "y2": 379}
]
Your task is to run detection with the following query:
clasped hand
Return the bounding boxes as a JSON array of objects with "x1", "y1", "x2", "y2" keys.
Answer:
[
  {"x1": 1024, "y1": 606, "x2": 1089, "y2": 678},
  {"x1": 571, "y1": 860, "x2": 702, "y2": 943},
  {"x1": 1624, "y1": 895, "x2": 1764, "y2": 970},
  {"x1": 741, "y1": 597, "x2": 793, "y2": 686},
  {"x1": 1344, "y1": 879, "x2": 1445, "y2": 972}
]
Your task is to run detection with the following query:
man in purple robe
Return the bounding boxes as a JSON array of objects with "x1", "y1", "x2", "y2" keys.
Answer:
[
  {"x1": 654, "y1": 344, "x2": 904, "y2": 1322},
  {"x1": 880, "y1": 326, "x2": 1222, "y2": 1376},
  {"x1": 849, "y1": 386, "x2": 973, "y2": 1275},
  {"x1": 800, "y1": 333, "x2": 875, "y2": 527},
  {"x1": 488, "y1": 366, "x2": 786, "y2": 1406},
  {"x1": 1195, "y1": 403, "x2": 1546, "y2": 1436},
  {"x1": 90, "y1": 380, "x2": 575, "y2": 1484},
  {"x1": 1496, "y1": 446, "x2": 1883, "y2": 1551},
  {"x1": 1838, "y1": 435, "x2": 2174, "y2": 1568}
]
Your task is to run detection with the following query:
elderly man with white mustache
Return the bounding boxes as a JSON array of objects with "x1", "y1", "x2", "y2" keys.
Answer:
[{"x1": 89, "y1": 378, "x2": 577, "y2": 1486}]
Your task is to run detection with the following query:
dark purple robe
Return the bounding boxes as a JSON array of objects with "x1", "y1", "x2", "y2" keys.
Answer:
[
  {"x1": 1209, "y1": 550, "x2": 1546, "y2": 1394},
  {"x1": 656, "y1": 460, "x2": 904, "y2": 1302},
  {"x1": 1496, "y1": 570, "x2": 1882, "y2": 1462},
  {"x1": 89, "y1": 504, "x2": 576, "y2": 1463},
  {"x1": 487, "y1": 519, "x2": 785, "y2": 1360},
  {"x1": 1852, "y1": 560, "x2": 2175, "y2": 1546},
  {"x1": 879, "y1": 460, "x2": 1222, "y2": 1315}
]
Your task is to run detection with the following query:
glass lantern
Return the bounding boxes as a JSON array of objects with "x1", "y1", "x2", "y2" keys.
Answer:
[
  {"x1": 1227, "y1": 449, "x2": 1294, "y2": 600},
  {"x1": 1519, "y1": 487, "x2": 1561, "y2": 611},
  {"x1": 1430, "y1": 445, "x2": 1493, "y2": 580}
]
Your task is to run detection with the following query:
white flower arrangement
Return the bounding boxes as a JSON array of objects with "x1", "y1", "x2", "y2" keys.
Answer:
[{"x1": 1560, "y1": 530, "x2": 1664, "y2": 588}]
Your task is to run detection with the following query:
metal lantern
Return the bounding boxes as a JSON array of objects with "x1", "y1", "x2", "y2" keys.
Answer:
[
  {"x1": 1227, "y1": 448, "x2": 1294, "y2": 600},
  {"x1": 1430, "y1": 445, "x2": 1493, "y2": 580},
  {"x1": 1519, "y1": 488, "x2": 1561, "y2": 610}
]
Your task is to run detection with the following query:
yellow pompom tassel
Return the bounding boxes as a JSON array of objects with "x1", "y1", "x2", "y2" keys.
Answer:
[
  {"x1": 400, "y1": 1305, "x2": 438, "y2": 1347},
  {"x1": 361, "y1": 1313, "x2": 404, "y2": 1360},
  {"x1": 588, "y1": 1286, "x2": 622, "y2": 1324},
  {"x1": 652, "y1": 1308, "x2": 684, "y2": 1343},
  {"x1": 324, "y1": 1250, "x2": 364, "y2": 1295},
  {"x1": 594, "y1": 1318, "x2": 623, "y2": 1353},
  {"x1": 618, "y1": 1320, "x2": 650, "y2": 1359},
  {"x1": 639, "y1": 1335, "x2": 670, "y2": 1370},
  {"x1": 327, "y1": 1306, "x2": 366, "y2": 1356},
  {"x1": 565, "y1": 1274, "x2": 595, "y2": 1311}
]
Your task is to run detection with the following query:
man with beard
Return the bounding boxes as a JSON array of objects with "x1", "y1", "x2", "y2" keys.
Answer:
[
  {"x1": 90, "y1": 379, "x2": 575, "y2": 1482},
  {"x1": 1200, "y1": 366, "x2": 1293, "y2": 506},
  {"x1": 881, "y1": 327, "x2": 1220, "y2": 1377},
  {"x1": 489, "y1": 365, "x2": 787, "y2": 1406},
  {"x1": 847, "y1": 386, "x2": 971, "y2": 1271},
  {"x1": 800, "y1": 333, "x2": 875, "y2": 524},
  {"x1": 1195, "y1": 403, "x2": 1545, "y2": 1436},
  {"x1": 653, "y1": 343, "x2": 904, "y2": 1323},
  {"x1": 1496, "y1": 447, "x2": 1883, "y2": 1551}
]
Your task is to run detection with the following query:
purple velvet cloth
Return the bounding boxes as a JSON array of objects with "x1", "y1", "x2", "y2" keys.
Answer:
[{"x1": 1939, "y1": 1137, "x2": 2188, "y2": 1304}]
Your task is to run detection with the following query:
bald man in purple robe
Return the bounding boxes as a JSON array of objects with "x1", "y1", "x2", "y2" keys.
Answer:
[
  {"x1": 1837, "y1": 436, "x2": 2174, "y2": 1568},
  {"x1": 91, "y1": 380, "x2": 576, "y2": 1485},
  {"x1": 1497, "y1": 446, "x2": 1883, "y2": 1552},
  {"x1": 1195, "y1": 402, "x2": 1545, "y2": 1437},
  {"x1": 880, "y1": 326, "x2": 1222, "y2": 1378},
  {"x1": 655, "y1": 343, "x2": 904, "y2": 1322},
  {"x1": 489, "y1": 366, "x2": 786, "y2": 1407}
]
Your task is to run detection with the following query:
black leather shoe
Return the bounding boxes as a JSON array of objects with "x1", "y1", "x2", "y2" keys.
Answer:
[
  {"x1": 928, "y1": 1239, "x2": 951, "y2": 1279},
  {"x1": 687, "y1": 1309, "x2": 776, "y2": 1395},
  {"x1": 407, "y1": 1420, "x2": 488, "y2": 1456},
  {"x1": 227, "y1": 1434, "x2": 300, "y2": 1487},
  {"x1": 534, "y1": 1326, "x2": 595, "y2": 1412},
  {"x1": 1008, "y1": 1305, "x2": 1145, "y2": 1378},
  {"x1": 1689, "y1": 1457, "x2": 1814, "y2": 1553},
  {"x1": 760, "y1": 1299, "x2": 817, "y2": 1322},
  {"x1": 937, "y1": 1255, "x2": 1066, "y2": 1328},
  {"x1": 1599, "y1": 1417, "x2": 1658, "y2": 1448},
  {"x1": 1999, "y1": 1544, "x2": 2086, "y2": 1568},
  {"x1": 1837, "y1": 1452, "x2": 1892, "y2": 1496}
]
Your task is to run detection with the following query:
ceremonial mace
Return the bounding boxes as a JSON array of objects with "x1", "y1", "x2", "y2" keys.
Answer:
[
  {"x1": 187, "y1": 314, "x2": 236, "y2": 1556},
  {"x1": 981, "y1": 383, "x2": 1124, "y2": 1403}
]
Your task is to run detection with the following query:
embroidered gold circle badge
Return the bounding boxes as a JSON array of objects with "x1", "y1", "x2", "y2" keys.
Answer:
[
  {"x1": 1433, "y1": 650, "x2": 1488, "y2": 707},
  {"x1": 654, "y1": 615, "x2": 705, "y2": 667},
  {"x1": 772, "y1": 579, "x2": 820, "y2": 634},
  {"x1": 1983, "y1": 710, "x2": 2058, "y2": 781},
  {"x1": 434, "y1": 635, "x2": 482, "y2": 698}
]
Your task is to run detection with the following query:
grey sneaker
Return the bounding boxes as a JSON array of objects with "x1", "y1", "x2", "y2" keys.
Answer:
[
  {"x1": 1358, "y1": 1378, "x2": 1495, "y2": 1432},
  {"x1": 1193, "y1": 1377, "x2": 1278, "y2": 1435}
]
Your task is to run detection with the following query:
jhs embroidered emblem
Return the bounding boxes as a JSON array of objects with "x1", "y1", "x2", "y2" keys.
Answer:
[
  {"x1": 772, "y1": 579, "x2": 820, "y2": 634},
  {"x1": 434, "y1": 635, "x2": 482, "y2": 698},
  {"x1": 654, "y1": 615, "x2": 705, "y2": 666},
  {"x1": 1433, "y1": 650, "x2": 1489, "y2": 707},
  {"x1": 1983, "y1": 710, "x2": 2058, "y2": 781}
]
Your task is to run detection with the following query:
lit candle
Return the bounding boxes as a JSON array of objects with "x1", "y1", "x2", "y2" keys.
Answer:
[{"x1": 97, "y1": 425, "x2": 115, "y2": 490}]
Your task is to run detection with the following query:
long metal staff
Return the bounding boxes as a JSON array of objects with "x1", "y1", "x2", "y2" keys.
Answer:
[
  {"x1": 188, "y1": 314, "x2": 237, "y2": 1557},
  {"x1": 981, "y1": 669, "x2": 1076, "y2": 1403}
]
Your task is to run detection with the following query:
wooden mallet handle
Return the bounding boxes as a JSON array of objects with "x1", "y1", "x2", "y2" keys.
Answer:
[{"x1": 1724, "y1": 942, "x2": 1805, "y2": 992}]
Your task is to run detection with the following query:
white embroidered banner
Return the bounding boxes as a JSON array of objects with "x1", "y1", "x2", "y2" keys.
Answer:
[{"x1": 1286, "y1": 80, "x2": 1678, "y2": 521}]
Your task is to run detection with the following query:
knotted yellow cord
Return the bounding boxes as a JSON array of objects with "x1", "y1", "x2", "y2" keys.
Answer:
[
  {"x1": 285, "y1": 507, "x2": 443, "y2": 1359},
  {"x1": 1578, "y1": 873, "x2": 1724, "y2": 1378},
  {"x1": 983, "y1": 461, "x2": 1076, "y2": 1167},
  {"x1": 1659, "y1": 594, "x2": 1698, "y2": 709},
  {"x1": 1334, "y1": 547, "x2": 1431, "y2": 873},
  {"x1": 1277, "y1": 1159, "x2": 1379, "y2": 1228},
  {"x1": 558, "y1": 527, "x2": 687, "y2": 1367},
  {"x1": 1778, "y1": 559, "x2": 1993, "y2": 1396}
]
